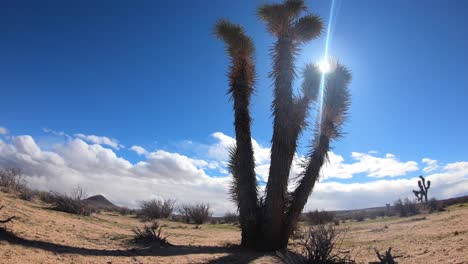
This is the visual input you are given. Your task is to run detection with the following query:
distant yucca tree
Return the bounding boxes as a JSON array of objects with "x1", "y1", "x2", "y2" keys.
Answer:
[{"x1": 215, "y1": 0, "x2": 351, "y2": 251}]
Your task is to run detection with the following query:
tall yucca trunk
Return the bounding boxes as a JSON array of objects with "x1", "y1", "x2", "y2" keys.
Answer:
[
  {"x1": 215, "y1": 20, "x2": 258, "y2": 248},
  {"x1": 230, "y1": 56, "x2": 258, "y2": 247},
  {"x1": 263, "y1": 35, "x2": 298, "y2": 249}
]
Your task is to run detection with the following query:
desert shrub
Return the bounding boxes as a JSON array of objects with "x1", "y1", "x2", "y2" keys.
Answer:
[
  {"x1": 352, "y1": 212, "x2": 365, "y2": 222},
  {"x1": 118, "y1": 206, "x2": 135, "y2": 215},
  {"x1": 369, "y1": 247, "x2": 401, "y2": 264},
  {"x1": 132, "y1": 221, "x2": 169, "y2": 246},
  {"x1": 222, "y1": 211, "x2": 239, "y2": 223},
  {"x1": 306, "y1": 210, "x2": 336, "y2": 225},
  {"x1": 427, "y1": 198, "x2": 444, "y2": 213},
  {"x1": 18, "y1": 186, "x2": 37, "y2": 201},
  {"x1": 138, "y1": 199, "x2": 175, "y2": 219},
  {"x1": 37, "y1": 191, "x2": 55, "y2": 204},
  {"x1": 394, "y1": 198, "x2": 419, "y2": 217},
  {"x1": 0, "y1": 168, "x2": 25, "y2": 193},
  {"x1": 50, "y1": 187, "x2": 95, "y2": 216},
  {"x1": 178, "y1": 203, "x2": 212, "y2": 224},
  {"x1": 279, "y1": 224, "x2": 355, "y2": 264}
]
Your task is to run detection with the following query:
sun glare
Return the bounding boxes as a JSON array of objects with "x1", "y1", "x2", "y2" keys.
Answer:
[{"x1": 318, "y1": 59, "x2": 332, "y2": 74}]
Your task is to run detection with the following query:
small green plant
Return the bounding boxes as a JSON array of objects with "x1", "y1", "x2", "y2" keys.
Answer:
[{"x1": 132, "y1": 221, "x2": 170, "y2": 246}]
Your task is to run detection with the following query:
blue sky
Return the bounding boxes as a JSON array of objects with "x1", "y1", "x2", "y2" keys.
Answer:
[{"x1": 0, "y1": 0, "x2": 467, "y2": 212}]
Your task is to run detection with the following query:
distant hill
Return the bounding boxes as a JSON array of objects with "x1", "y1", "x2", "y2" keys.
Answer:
[{"x1": 83, "y1": 195, "x2": 121, "y2": 211}]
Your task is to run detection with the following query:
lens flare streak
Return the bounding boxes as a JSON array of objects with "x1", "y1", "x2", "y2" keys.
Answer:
[{"x1": 317, "y1": 0, "x2": 338, "y2": 125}]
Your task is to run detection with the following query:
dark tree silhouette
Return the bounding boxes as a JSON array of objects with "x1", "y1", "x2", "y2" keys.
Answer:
[
  {"x1": 413, "y1": 175, "x2": 431, "y2": 204},
  {"x1": 215, "y1": 0, "x2": 351, "y2": 251}
]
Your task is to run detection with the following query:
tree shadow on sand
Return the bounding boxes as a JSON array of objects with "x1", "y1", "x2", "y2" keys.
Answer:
[{"x1": 0, "y1": 228, "x2": 282, "y2": 262}]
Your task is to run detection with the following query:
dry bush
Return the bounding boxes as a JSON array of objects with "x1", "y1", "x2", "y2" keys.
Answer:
[
  {"x1": 132, "y1": 221, "x2": 170, "y2": 246},
  {"x1": 118, "y1": 206, "x2": 135, "y2": 215},
  {"x1": 352, "y1": 212, "x2": 365, "y2": 222},
  {"x1": 369, "y1": 247, "x2": 401, "y2": 264},
  {"x1": 50, "y1": 187, "x2": 95, "y2": 216},
  {"x1": 427, "y1": 198, "x2": 444, "y2": 213},
  {"x1": 394, "y1": 198, "x2": 419, "y2": 217},
  {"x1": 18, "y1": 186, "x2": 37, "y2": 201},
  {"x1": 222, "y1": 211, "x2": 239, "y2": 223},
  {"x1": 37, "y1": 191, "x2": 55, "y2": 204},
  {"x1": 138, "y1": 199, "x2": 175, "y2": 219},
  {"x1": 0, "y1": 168, "x2": 26, "y2": 193},
  {"x1": 306, "y1": 210, "x2": 336, "y2": 225},
  {"x1": 178, "y1": 203, "x2": 212, "y2": 224},
  {"x1": 279, "y1": 224, "x2": 355, "y2": 264}
]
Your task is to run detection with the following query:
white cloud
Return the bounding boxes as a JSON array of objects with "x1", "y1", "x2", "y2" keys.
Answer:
[
  {"x1": 0, "y1": 134, "x2": 232, "y2": 214},
  {"x1": 75, "y1": 133, "x2": 123, "y2": 150},
  {"x1": 320, "y1": 152, "x2": 419, "y2": 179},
  {"x1": 130, "y1": 145, "x2": 148, "y2": 156},
  {"x1": 0, "y1": 131, "x2": 466, "y2": 215},
  {"x1": 422, "y1": 158, "x2": 439, "y2": 173},
  {"x1": 0, "y1": 126, "x2": 8, "y2": 135}
]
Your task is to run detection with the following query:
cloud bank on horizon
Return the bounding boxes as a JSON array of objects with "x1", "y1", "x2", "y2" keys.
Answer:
[{"x1": 0, "y1": 126, "x2": 467, "y2": 215}]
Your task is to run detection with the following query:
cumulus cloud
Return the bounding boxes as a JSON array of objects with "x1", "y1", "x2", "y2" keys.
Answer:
[
  {"x1": 0, "y1": 130, "x2": 466, "y2": 215},
  {"x1": 422, "y1": 158, "x2": 439, "y2": 173},
  {"x1": 0, "y1": 134, "x2": 232, "y2": 214},
  {"x1": 320, "y1": 152, "x2": 419, "y2": 179},
  {"x1": 75, "y1": 133, "x2": 123, "y2": 150},
  {"x1": 130, "y1": 145, "x2": 148, "y2": 156},
  {"x1": 0, "y1": 126, "x2": 8, "y2": 135}
]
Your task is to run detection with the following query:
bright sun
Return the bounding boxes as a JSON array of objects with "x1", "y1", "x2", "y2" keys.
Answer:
[{"x1": 318, "y1": 59, "x2": 332, "y2": 74}]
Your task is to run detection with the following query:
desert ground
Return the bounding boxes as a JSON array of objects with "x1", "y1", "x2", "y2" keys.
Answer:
[{"x1": 0, "y1": 192, "x2": 466, "y2": 264}]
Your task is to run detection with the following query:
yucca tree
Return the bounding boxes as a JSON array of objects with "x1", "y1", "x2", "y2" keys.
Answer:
[{"x1": 215, "y1": 0, "x2": 351, "y2": 251}]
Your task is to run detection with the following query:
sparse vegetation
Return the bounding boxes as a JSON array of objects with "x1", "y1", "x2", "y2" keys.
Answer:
[
  {"x1": 138, "y1": 199, "x2": 176, "y2": 219},
  {"x1": 0, "y1": 168, "x2": 25, "y2": 193},
  {"x1": 132, "y1": 221, "x2": 170, "y2": 246},
  {"x1": 222, "y1": 211, "x2": 239, "y2": 223},
  {"x1": 49, "y1": 187, "x2": 95, "y2": 216},
  {"x1": 393, "y1": 198, "x2": 419, "y2": 217},
  {"x1": 37, "y1": 191, "x2": 55, "y2": 204},
  {"x1": 305, "y1": 210, "x2": 336, "y2": 225},
  {"x1": 279, "y1": 224, "x2": 355, "y2": 264},
  {"x1": 18, "y1": 186, "x2": 36, "y2": 201},
  {"x1": 177, "y1": 203, "x2": 212, "y2": 224},
  {"x1": 427, "y1": 198, "x2": 444, "y2": 213},
  {"x1": 370, "y1": 247, "x2": 401, "y2": 264}
]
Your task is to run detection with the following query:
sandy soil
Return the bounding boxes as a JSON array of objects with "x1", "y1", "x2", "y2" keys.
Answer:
[{"x1": 0, "y1": 192, "x2": 466, "y2": 264}]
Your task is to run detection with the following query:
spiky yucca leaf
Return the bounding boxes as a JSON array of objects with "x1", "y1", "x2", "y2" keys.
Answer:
[
  {"x1": 215, "y1": 19, "x2": 254, "y2": 58},
  {"x1": 320, "y1": 63, "x2": 351, "y2": 139},
  {"x1": 258, "y1": 0, "x2": 306, "y2": 35},
  {"x1": 227, "y1": 145, "x2": 240, "y2": 205},
  {"x1": 293, "y1": 15, "x2": 323, "y2": 43},
  {"x1": 301, "y1": 63, "x2": 321, "y2": 100}
]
